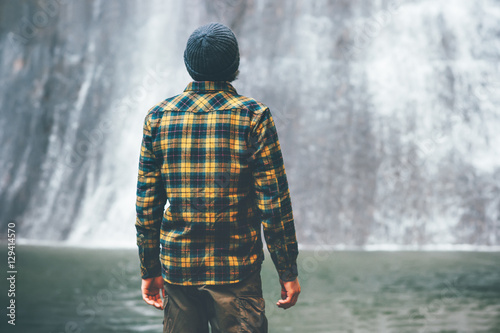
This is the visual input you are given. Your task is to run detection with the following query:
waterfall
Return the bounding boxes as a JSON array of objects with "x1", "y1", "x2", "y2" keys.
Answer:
[{"x1": 1, "y1": 0, "x2": 499, "y2": 247}]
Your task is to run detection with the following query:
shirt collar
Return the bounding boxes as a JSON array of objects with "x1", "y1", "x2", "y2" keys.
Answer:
[{"x1": 184, "y1": 81, "x2": 237, "y2": 94}]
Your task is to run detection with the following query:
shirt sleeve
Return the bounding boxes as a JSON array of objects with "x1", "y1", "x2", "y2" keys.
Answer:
[
  {"x1": 135, "y1": 112, "x2": 167, "y2": 279},
  {"x1": 248, "y1": 108, "x2": 299, "y2": 282}
]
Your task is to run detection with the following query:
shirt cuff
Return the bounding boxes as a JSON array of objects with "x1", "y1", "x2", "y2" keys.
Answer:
[
  {"x1": 140, "y1": 262, "x2": 162, "y2": 279},
  {"x1": 279, "y1": 263, "x2": 298, "y2": 282}
]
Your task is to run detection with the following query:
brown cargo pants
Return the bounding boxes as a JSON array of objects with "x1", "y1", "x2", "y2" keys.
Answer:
[{"x1": 162, "y1": 269, "x2": 268, "y2": 333}]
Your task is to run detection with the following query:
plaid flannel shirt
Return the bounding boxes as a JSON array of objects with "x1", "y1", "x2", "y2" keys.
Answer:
[{"x1": 136, "y1": 81, "x2": 298, "y2": 285}]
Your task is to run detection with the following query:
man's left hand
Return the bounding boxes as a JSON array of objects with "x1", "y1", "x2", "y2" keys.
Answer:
[
  {"x1": 277, "y1": 277, "x2": 301, "y2": 309},
  {"x1": 141, "y1": 276, "x2": 165, "y2": 310}
]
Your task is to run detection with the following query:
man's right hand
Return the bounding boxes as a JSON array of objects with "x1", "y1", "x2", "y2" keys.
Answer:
[
  {"x1": 141, "y1": 276, "x2": 165, "y2": 310},
  {"x1": 276, "y1": 278, "x2": 301, "y2": 309}
]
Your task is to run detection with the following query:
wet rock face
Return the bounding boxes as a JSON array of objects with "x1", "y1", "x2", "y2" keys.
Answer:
[{"x1": 0, "y1": 0, "x2": 499, "y2": 246}]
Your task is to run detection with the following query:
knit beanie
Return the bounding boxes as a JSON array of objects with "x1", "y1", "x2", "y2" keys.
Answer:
[{"x1": 184, "y1": 23, "x2": 240, "y2": 81}]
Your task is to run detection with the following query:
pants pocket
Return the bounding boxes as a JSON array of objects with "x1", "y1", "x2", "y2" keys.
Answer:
[
  {"x1": 237, "y1": 296, "x2": 267, "y2": 333},
  {"x1": 163, "y1": 294, "x2": 176, "y2": 333}
]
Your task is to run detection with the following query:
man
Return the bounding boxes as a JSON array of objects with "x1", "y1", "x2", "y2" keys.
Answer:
[{"x1": 135, "y1": 22, "x2": 300, "y2": 333}]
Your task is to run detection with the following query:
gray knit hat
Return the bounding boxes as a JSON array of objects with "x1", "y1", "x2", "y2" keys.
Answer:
[{"x1": 184, "y1": 23, "x2": 240, "y2": 81}]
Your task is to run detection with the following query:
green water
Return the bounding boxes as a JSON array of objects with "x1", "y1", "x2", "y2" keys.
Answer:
[{"x1": 1, "y1": 246, "x2": 499, "y2": 333}]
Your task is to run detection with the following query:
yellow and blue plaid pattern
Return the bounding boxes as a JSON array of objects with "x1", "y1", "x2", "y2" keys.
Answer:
[{"x1": 136, "y1": 81, "x2": 298, "y2": 285}]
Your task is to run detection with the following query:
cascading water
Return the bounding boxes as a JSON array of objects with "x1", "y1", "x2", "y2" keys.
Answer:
[{"x1": 1, "y1": 0, "x2": 499, "y2": 247}]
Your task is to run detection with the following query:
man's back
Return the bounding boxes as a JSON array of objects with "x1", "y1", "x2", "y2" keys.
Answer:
[{"x1": 137, "y1": 81, "x2": 298, "y2": 285}]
